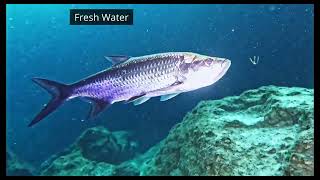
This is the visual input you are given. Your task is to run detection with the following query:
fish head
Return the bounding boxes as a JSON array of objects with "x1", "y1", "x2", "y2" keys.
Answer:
[{"x1": 178, "y1": 53, "x2": 231, "y2": 91}]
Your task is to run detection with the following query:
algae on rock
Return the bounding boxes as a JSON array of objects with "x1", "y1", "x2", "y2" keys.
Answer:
[
  {"x1": 40, "y1": 85, "x2": 314, "y2": 176},
  {"x1": 7, "y1": 150, "x2": 35, "y2": 176},
  {"x1": 77, "y1": 127, "x2": 138, "y2": 164},
  {"x1": 141, "y1": 85, "x2": 314, "y2": 176},
  {"x1": 41, "y1": 126, "x2": 139, "y2": 176}
]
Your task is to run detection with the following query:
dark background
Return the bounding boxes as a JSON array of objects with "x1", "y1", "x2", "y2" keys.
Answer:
[{"x1": 6, "y1": 4, "x2": 314, "y2": 167}]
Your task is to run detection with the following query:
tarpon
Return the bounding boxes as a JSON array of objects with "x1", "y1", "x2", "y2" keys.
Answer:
[{"x1": 29, "y1": 52, "x2": 231, "y2": 127}]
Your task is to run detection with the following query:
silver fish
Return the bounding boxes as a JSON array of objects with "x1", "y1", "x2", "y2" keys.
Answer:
[{"x1": 29, "y1": 52, "x2": 231, "y2": 127}]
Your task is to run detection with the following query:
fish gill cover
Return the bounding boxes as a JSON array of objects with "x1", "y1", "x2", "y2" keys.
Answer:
[{"x1": 6, "y1": 4, "x2": 314, "y2": 176}]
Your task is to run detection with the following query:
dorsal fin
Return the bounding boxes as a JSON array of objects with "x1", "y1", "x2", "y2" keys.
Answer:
[{"x1": 104, "y1": 55, "x2": 131, "y2": 65}]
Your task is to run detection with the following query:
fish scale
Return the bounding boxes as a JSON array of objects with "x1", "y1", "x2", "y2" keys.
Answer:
[{"x1": 105, "y1": 55, "x2": 181, "y2": 102}]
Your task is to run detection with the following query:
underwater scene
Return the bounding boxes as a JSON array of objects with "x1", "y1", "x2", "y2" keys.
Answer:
[{"x1": 6, "y1": 4, "x2": 314, "y2": 176}]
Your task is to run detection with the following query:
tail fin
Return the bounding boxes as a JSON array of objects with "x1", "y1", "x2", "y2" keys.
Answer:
[{"x1": 28, "y1": 78, "x2": 72, "y2": 127}]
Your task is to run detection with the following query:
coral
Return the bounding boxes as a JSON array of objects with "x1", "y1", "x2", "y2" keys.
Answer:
[
  {"x1": 140, "y1": 85, "x2": 314, "y2": 176},
  {"x1": 6, "y1": 150, "x2": 35, "y2": 176}
]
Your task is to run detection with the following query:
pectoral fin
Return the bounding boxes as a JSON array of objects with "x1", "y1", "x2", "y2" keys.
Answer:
[
  {"x1": 149, "y1": 81, "x2": 184, "y2": 94},
  {"x1": 133, "y1": 97, "x2": 151, "y2": 106},
  {"x1": 124, "y1": 93, "x2": 147, "y2": 104},
  {"x1": 160, "y1": 93, "x2": 180, "y2": 101}
]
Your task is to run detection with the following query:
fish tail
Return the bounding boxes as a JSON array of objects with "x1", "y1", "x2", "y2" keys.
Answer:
[{"x1": 28, "y1": 77, "x2": 73, "y2": 127}]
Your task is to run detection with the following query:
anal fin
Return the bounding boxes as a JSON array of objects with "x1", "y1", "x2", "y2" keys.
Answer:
[{"x1": 84, "y1": 98, "x2": 111, "y2": 120}]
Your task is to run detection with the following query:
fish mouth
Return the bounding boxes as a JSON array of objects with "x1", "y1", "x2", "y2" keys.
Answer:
[
  {"x1": 220, "y1": 58, "x2": 231, "y2": 69},
  {"x1": 215, "y1": 58, "x2": 231, "y2": 79}
]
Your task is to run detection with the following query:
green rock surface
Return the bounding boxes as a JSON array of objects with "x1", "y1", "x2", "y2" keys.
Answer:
[
  {"x1": 141, "y1": 85, "x2": 314, "y2": 176},
  {"x1": 7, "y1": 150, "x2": 35, "y2": 176},
  {"x1": 77, "y1": 127, "x2": 138, "y2": 164},
  {"x1": 40, "y1": 85, "x2": 314, "y2": 176},
  {"x1": 41, "y1": 126, "x2": 139, "y2": 176}
]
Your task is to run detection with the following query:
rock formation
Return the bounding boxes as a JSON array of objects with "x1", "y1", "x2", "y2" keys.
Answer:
[{"x1": 40, "y1": 86, "x2": 314, "y2": 176}]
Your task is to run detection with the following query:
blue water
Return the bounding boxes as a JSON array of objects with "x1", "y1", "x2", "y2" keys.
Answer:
[{"x1": 6, "y1": 4, "x2": 314, "y2": 167}]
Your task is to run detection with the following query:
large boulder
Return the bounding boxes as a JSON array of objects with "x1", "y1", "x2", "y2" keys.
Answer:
[
  {"x1": 77, "y1": 127, "x2": 138, "y2": 164},
  {"x1": 41, "y1": 126, "x2": 139, "y2": 176},
  {"x1": 141, "y1": 85, "x2": 314, "y2": 176}
]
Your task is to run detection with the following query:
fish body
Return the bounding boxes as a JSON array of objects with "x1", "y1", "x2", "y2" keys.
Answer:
[{"x1": 29, "y1": 52, "x2": 231, "y2": 127}]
